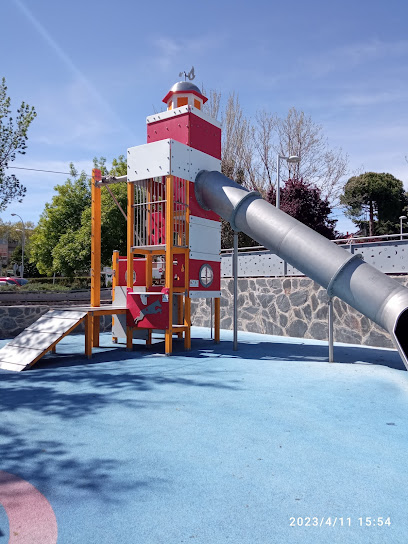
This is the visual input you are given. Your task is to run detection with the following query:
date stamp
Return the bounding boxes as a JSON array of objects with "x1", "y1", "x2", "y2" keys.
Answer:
[{"x1": 289, "y1": 517, "x2": 391, "y2": 527}]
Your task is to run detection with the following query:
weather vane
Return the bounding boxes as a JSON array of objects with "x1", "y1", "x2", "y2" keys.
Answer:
[{"x1": 179, "y1": 66, "x2": 195, "y2": 81}]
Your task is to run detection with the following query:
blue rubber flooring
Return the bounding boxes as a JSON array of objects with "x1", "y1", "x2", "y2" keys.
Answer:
[{"x1": 0, "y1": 327, "x2": 407, "y2": 544}]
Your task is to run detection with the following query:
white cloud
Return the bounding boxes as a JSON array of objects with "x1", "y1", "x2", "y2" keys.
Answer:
[
  {"x1": 339, "y1": 90, "x2": 406, "y2": 107},
  {"x1": 301, "y1": 39, "x2": 408, "y2": 78}
]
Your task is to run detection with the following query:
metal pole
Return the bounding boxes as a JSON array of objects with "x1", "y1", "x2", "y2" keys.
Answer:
[
  {"x1": 399, "y1": 216, "x2": 407, "y2": 241},
  {"x1": 11, "y1": 213, "x2": 25, "y2": 278},
  {"x1": 328, "y1": 296, "x2": 334, "y2": 362},
  {"x1": 21, "y1": 225, "x2": 25, "y2": 278},
  {"x1": 276, "y1": 155, "x2": 281, "y2": 209},
  {"x1": 233, "y1": 232, "x2": 238, "y2": 350}
]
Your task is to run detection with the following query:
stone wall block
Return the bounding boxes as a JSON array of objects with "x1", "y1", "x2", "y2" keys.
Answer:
[
  {"x1": 289, "y1": 290, "x2": 309, "y2": 307},
  {"x1": 309, "y1": 321, "x2": 328, "y2": 340},
  {"x1": 276, "y1": 294, "x2": 290, "y2": 312},
  {"x1": 288, "y1": 319, "x2": 308, "y2": 338}
]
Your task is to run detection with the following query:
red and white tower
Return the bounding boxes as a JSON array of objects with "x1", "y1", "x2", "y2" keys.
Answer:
[{"x1": 113, "y1": 79, "x2": 222, "y2": 354}]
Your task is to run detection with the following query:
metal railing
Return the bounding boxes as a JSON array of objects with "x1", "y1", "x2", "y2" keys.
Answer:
[{"x1": 221, "y1": 236, "x2": 408, "y2": 277}]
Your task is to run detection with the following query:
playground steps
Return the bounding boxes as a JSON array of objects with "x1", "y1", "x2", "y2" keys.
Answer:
[{"x1": 0, "y1": 309, "x2": 87, "y2": 372}]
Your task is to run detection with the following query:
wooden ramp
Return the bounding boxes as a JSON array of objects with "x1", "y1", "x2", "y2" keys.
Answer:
[{"x1": 0, "y1": 309, "x2": 87, "y2": 372}]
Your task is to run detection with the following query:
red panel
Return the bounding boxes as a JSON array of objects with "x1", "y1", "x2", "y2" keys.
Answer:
[
  {"x1": 189, "y1": 182, "x2": 220, "y2": 221},
  {"x1": 189, "y1": 113, "x2": 221, "y2": 159},
  {"x1": 118, "y1": 258, "x2": 146, "y2": 287},
  {"x1": 127, "y1": 290, "x2": 169, "y2": 329},
  {"x1": 147, "y1": 112, "x2": 221, "y2": 159},
  {"x1": 189, "y1": 259, "x2": 221, "y2": 291},
  {"x1": 147, "y1": 113, "x2": 190, "y2": 145}
]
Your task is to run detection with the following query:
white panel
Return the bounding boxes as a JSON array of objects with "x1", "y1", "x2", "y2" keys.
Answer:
[
  {"x1": 146, "y1": 106, "x2": 189, "y2": 124},
  {"x1": 112, "y1": 313, "x2": 126, "y2": 339},
  {"x1": 127, "y1": 140, "x2": 221, "y2": 185},
  {"x1": 113, "y1": 286, "x2": 128, "y2": 307},
  {"x1": 188, "y1": 291, "x2": 221, "y2": 299},
  {"x1": 0, "y1": 361, "x2": 26, "y2": 372},
  {"x1": 127, "y1": 140, "x2": 171, "y2": 182},
  {"x1": 169, "y1": 140, "x2": 192, "y2": 179},
  {"x1": 188, "y1": 146, "x2": 221, "y2": 181},
  {"x1": 27, "y1": 316, "x2": 82, "y2": 334},
  {"x1": 189, "y1": 216, "x2": 221, "y2": 259},
  {"x1": 9, "y1": 331, "x2": 62, "y2": 350},
  {"x1": 45, "y1": 310, "x2": 87, "y2": 320},
  {"x1": 190, "y1": 250, "x2": 221, "y2": 262},
  {"x1": 170, "y1": 140, "x2": 221, "y2": 182},
  {"x1": 189, "y1": 216, "x2": 221, "y2": 229},
  {"x1": 0, "y1": 345, "x2": 46, "y2": 366},
  {"x1": 146, "y1": 105, "x2": 221, "y2": 129}
]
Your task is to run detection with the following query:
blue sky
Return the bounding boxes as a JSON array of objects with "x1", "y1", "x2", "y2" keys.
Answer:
[{"x1": 1, "y1": 0, "x2": 408, "y2": 234}]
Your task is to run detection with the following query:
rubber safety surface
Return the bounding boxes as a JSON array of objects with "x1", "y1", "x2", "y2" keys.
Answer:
[{"x1": 0, "y1": 328, "x2": 407, "y2": 544}]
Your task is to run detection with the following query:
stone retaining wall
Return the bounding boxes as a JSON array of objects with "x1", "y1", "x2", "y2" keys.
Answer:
[
  {"x1": 0, "y1": 306, "x2": 112, "y2": 339},
  {"x1": 191, "y1": 276, "x2": 408, "y2": 349},
  {"x1": 1, "y1": 275, "x2": 407, "y2": 348}
]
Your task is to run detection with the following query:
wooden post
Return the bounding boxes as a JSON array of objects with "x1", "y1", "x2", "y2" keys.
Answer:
[
  {"x1": 184, "y1": 296, "x2": 191, "y2": 350},
  {"x1": 126, "y1": 181, "x2": 135, "y2": 349},
  {"x1": 165, "y1": 175, "x2": 174, "y2": 355},
  {"x1": 112, "y1": 250, "x2": 119, "y2": 343},
  {"x1": 214, "y1": 297, "x2": 220, "y2": 344},
  {"x1": 91, "y1": 168, "x2": 102, "y2": 348},
  {"x1": 85, "y1": 313, "x2": 93, "y2": 359}
]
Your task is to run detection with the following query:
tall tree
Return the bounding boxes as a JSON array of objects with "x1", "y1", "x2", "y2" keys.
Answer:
[
  {"x1": 0, "y1": 78, "x2": 37, "y2": 211},
  {"x1": 267, "y1": 178, "x2": 337, "y2": 239},
  {"x1": 206, "y1": 91, "x2": 348, "y2": 203},
  {"x1": 340, "y1": 172, "x2": 406, "y2": 236},
  {"x1": 256, "y1": 107, "x2": 348, "y2": 203}
]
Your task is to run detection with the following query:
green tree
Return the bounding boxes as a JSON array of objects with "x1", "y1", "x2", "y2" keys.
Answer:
[
  {"x1": 340, "y1": 172, "x2": 406, "y2": 236},
  {"x1": 0, "y1": 77, "x2": 37, "y2": 210},
  {"x1": 30, "y1": 158, "x2": 128, "y2": 276},
  {"x1": 267, "y1": 178, "x2": 338, "y2": 239}
]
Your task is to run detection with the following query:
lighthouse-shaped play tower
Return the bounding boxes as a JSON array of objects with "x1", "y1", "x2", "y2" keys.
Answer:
[{"x1": 93, "y1": 78, "x2": 223, "y2": 355}]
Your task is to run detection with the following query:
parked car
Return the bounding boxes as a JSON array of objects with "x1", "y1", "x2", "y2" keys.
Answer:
[{"x1": 0, "y1": 277, "x2": 29, "y2": 286}]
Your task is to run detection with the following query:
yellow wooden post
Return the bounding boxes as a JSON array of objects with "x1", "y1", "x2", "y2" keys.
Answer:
[
  {"x1": 112, "y1": 250, "x2": 119, "y2": 343},
  {"x1": 126, "y1": 181, "x2": 135, "y2": 349},
  {"x1": 91, "y1": 168, "x2": 102, "y2": 349},
  {"x1": 214, "y1": 297, "x2": 220, "y2": 343},
  {"x1": 146, "y1": 179, "x2": 153, "y2": 336},
  {"x1": 165, "y1": 175, "x2": 174, "y2": 355},
  {"x1": 85, "y1": 313, "x2": 93, "y2": 359},
  {"x1": 184, "y1": 296, "x2": 191, "y2": 350}
]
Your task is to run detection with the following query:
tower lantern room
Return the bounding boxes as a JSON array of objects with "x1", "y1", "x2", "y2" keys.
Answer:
[{"x1": 163, "y1": 81, "x2": 207, "y2": 111}]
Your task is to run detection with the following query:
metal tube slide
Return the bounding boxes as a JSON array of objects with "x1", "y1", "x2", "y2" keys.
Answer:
[{"x1": 195, "y1": 170, "x2": 408, "y2": 370}]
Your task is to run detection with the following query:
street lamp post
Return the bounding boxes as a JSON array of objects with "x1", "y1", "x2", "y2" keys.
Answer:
[
  {"x1": 399, "y1": 215, "x2": 407, "y2": 241},
  {"x1": 276, "y1": 154, "x2": 301, "y2": 209},
  {"x1": 11, "y1": 213, "x2": 25, "y2": 278}
]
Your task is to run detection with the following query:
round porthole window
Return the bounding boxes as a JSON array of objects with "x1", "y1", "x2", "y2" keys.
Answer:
[{"x1": 199, "y1": 264, "x2": 213, "y2": 288}]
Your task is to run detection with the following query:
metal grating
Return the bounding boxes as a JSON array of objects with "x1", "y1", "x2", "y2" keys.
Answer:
[{"x1": 132, "y1": 176, "x2": 187, "y2": 249}]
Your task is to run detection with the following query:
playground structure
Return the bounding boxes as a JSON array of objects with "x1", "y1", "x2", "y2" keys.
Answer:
[{"x1": 1, "y1": 78, "x2": 408, "y2": 371}]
